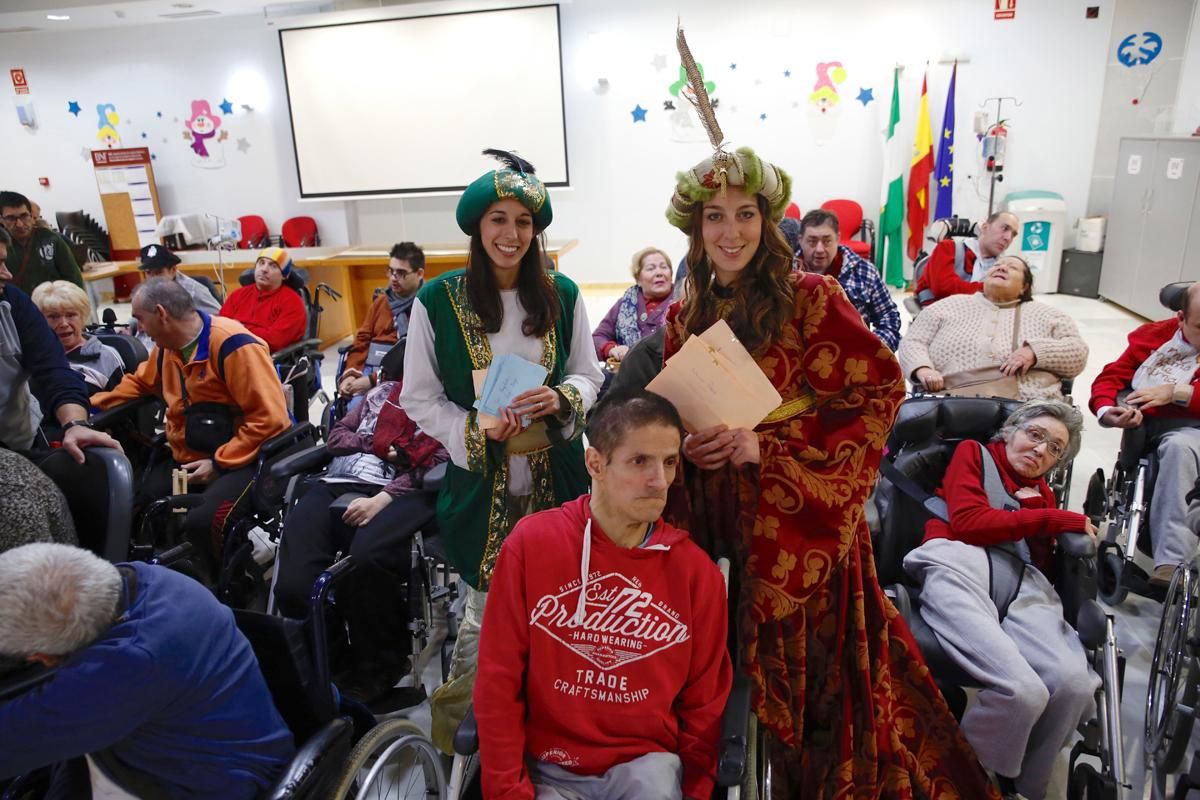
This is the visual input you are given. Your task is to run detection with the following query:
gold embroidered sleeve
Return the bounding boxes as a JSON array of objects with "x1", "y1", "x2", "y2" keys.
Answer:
[
  {"x1": 553, "y1": 383, "x2": 586, "y2": 440},
  {"x1": 464, "y1": 410, "x2": 489, "y2": 473}
]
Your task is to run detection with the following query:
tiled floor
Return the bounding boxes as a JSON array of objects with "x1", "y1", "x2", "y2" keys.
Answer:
[{"x1": 101, "y1": 287, "x2": 1196, "y2": 797}]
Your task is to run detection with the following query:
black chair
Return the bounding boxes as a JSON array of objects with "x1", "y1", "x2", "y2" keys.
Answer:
[
  {"x1": 36, "y1": 446, "x2": 134, "y2": 563},
  {"x1": 873, "y1": 395, "x2": 1126, "y2": 800}
]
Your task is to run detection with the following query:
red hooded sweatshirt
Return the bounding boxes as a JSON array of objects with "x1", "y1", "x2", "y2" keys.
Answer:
[{"x1": 474, "y1": 495, "x2": 732, "y2": 800}]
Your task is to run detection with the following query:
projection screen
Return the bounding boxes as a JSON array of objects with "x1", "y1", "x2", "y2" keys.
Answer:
[{"x1": 279, "y1": 4, "x2": 568, "y2": 197}]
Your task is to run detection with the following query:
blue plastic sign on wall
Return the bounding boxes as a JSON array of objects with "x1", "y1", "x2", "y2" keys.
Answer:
[
  {"x1": 1117, "y1": 32, "x2": 1163, "y2": 67},
  {"x1": 1022, "y1": 221, "x2": 1050, "y2": 252}
]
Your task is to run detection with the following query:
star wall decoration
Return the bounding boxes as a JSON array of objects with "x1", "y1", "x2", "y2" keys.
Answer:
[
  {"x1": 856, "y1": 87, "x2": 874, "y2": 106},
  {"x1": 631, "y1": 104, "x2": 647, "y2": 122},
  {"x1": 236, "y1": 137, "x2": 250, "y2": 153},
  {"x1": 218, "y1": 98, "x2": 234, "y2": 115},
  {"x1": 67, "y1": 101, "x2": 81, "y2": 116},
  {"x1": 650, "y1": 54, "x2": 667, "y2": 71}
]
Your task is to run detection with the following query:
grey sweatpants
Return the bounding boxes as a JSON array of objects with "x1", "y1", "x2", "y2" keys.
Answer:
[
  {"x1": 531, "y1": 752, "x2": 683, "y2": 800},
  {"x1": 903, "y1": 538, "x2": 1099, "y2": 800},
  {"x1": 1152, "y1": 427, "x2": 1200, "y2": 568}
]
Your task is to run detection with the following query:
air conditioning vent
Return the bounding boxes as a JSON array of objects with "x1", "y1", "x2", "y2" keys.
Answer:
[{"x1": 158, "y1": 9, "x2": 220, "y2": 18}]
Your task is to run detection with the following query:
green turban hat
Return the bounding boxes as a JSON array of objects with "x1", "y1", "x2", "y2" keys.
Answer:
[{"x1": 456, "y1": 149, "x2": 553, "y2": 236}]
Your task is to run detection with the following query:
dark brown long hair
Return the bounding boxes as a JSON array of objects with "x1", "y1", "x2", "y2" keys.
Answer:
[
  {"x1": 680, "y1": 193, "x2": 795, "y2": 354},
  {"x1": 464, "y1": 232, "x2": 560, "y2": 337}
]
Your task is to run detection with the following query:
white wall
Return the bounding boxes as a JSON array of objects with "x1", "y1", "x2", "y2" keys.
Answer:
[
  {"x1": 0, "y1": 0, "x2": 1125, "y2": 285},
  {"x1": 1176, "y1": 0, "x2": 1200, "y2": 134},
  {"x1": 1087, "y1": 0, "x2": 1197, "y2": 216}
]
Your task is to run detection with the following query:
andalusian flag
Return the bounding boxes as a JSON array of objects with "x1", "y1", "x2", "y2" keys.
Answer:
[
  {"x1": 907, "y1": 70, "x2": 935, "y2": 261},
  {"x1": 879, "y1": 68, "x2": 905, "y2": 287},
  {"x1": 934, "y1": 62, "x2": 957, "y2": 220}
]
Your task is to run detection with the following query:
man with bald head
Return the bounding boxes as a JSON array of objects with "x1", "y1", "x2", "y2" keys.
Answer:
[
  {"x1": 1090, "y1": 281, "x2": 1200, "y2": 588},
  {"x1": 913, "y1": 211, "x2": 1019, "y2": 306}
]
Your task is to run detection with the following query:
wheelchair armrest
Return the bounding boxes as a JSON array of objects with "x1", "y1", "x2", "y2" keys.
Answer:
[
  {"x1": 1057, "y1": 532, "x2": 1097, "y2": 560},
  {"x1": 272, "y1": 338, "x2": 323, "y2": 363},
  {"x1": 0, "y1": 661, "x2": 57, "y2": 703},
  {"x1": 453, "y1": 704, "x2": 480, "y2": 755},
  {"x1": 337, "y1": 344, "x2": 353, "y2": 355},
  {"x1": 423, "y1": 461, "x2": 447, "y2": 493},
  {"x1": 716, "y1": 673, "x2": 753, "y2": 787},
  {"x1": 264, "y1": 717, "x2": 353, "y2": 800},
  {"x1": 267, "y1": 444, "x2": 333, "y2": 483},
  {"x1": 150, "y1": 542, "x2": 194, "y2": 569},
  {"x1": 1075, "y1": 599, "x2": 1108, "y2": 651},
  {"x1": 258, "y1": 423, "x2": 318, "y2": 465},
  {"x1": 89, "y1": 395, "x2": 160, "y2": 429}
]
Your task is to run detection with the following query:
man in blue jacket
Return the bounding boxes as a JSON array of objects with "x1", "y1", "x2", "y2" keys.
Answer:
[
  {"x1": 0, "y1": 226, "x2": 117, "y2": 458},
  {"x1": 0, "y1": 543, "x2": 295, "y2": 798}
]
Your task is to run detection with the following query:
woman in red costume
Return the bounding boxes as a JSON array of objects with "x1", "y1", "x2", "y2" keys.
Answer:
[{"x1": 650, "y1": 31, "x2": 1001, "y2": 800}]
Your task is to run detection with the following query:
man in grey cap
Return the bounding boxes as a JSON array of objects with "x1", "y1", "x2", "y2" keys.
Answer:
[{"x1": 137, "y1": 245, "x2": 221, "y2": 315}]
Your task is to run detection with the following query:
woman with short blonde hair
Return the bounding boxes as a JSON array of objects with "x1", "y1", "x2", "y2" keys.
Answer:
[
  {"x1": 592, "y1": 246, "x2": 676, "y2": 362},
  {"x1": 32, "y1": 280, "x2": 124, "y2": 394}
]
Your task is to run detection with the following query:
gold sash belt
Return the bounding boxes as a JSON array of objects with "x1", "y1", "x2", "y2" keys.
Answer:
[{"x1": 761, "y1": 391, "x2": 817, "y2": 425}]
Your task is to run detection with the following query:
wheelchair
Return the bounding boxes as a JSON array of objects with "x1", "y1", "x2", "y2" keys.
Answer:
[
  {"x1": 322, "y1": 336, "x2": 396, "y2": 437},
  {"x1": 88, "y1": 390, "x2": 321, "y2": 604},
  {"x1": 873, "y1": 395, "x2": 1127, "y2": 800},
  {"x1": 263, "y1": 443, "x2": 459, "y2": 706},
  {"x1": 1145, "y1": 553, "x2": 1200, "y2": 797},
  {"x1": 444, "y1": 557, "x2": 756, "y2": 800},
  {"x1": 1083, "y1": 281, "x2": 1196, "y2": 607},
  {"x1": 0, "y1": 553, "x2": 448, "y2": 800},
  {"x1": 234, "y1": 266, "x2": 343, "y2": 426},
  {"x1": 902, "y1": 215, "x2": 979, "y2": 318}
]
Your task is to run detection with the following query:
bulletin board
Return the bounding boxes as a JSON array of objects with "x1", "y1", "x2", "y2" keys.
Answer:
[{"x1": 90, "y1": 147, "x2": 162, "y2": 260}]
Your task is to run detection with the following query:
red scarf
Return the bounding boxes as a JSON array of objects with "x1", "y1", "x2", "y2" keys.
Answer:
[{"x1": 371, "y1": 380, "x2": 443, "y2": 468}]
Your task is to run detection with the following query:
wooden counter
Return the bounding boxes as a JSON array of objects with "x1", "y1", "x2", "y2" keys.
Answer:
[{"x1": 83, "y1": 241, "x2": 577, "y2": 349}]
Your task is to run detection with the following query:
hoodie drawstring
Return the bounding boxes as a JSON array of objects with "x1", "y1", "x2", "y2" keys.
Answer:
[{"x1": 574, "y1": 519, "x2": 592, "y2": 625}]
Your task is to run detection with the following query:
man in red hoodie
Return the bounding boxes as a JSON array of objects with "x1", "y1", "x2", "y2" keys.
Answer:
[
  {"x1": 475, "y1": 388, "x2": 732, "y2": 800},
  {"x1": 1090, "y1": 281, "x2": 1200, "y2": 588}
]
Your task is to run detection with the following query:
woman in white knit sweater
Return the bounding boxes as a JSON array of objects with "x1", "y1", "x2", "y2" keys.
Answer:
[{"x1": 897, "y1": 255, "x2": 1088, "y2": 401}]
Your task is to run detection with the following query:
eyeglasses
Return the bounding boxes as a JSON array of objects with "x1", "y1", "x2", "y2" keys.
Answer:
[
  {"x1": 1, "y1": 213, "x2": 32, "y2": 225},
  {"x1": 1020, "y1": 424, "x2": 1066, "y2": 460},
  {"x1": 388, "y1": 268, "x2": 416, "y2": 278}
]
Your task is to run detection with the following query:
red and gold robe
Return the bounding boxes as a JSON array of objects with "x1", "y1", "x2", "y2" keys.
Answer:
[{"x1": 663, "y1": 273, "x2": 998, "y2": 799}]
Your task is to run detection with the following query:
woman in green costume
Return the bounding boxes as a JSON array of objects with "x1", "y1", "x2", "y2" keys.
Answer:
[{"x1": 401, "y1": 150, "x2": 604, "y2": 747}]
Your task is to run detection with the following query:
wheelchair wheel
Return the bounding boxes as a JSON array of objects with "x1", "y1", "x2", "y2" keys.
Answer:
[
  {"x1": 1098, "y1": 542, "x2": 1129, "y2": 606},
  {"x1": 1067, "y1": 761, "x2": 1117, "y2": 800},
  {"x1": 1146, "y1": 565, "x2": 1200, "y2": 775},
  {"x1": 331, "y1": 718, "x2": 447, "y2": 799}
]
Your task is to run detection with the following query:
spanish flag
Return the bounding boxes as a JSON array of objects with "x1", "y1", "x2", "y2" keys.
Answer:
[{"x1": 906, "y1": 71, "x2": 935, "y2": 261}]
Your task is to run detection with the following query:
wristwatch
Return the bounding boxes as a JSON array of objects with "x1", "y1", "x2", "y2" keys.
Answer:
[{"x1": 62, "y1": 419, "x2": 94, "y2": 433}]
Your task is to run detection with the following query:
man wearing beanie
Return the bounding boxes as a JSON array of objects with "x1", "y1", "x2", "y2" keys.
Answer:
[{"x1": 219, "y1": 246, "x2": 306, "y2": 352}]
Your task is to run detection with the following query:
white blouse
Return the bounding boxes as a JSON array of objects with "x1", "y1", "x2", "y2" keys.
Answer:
[{"x1": 401, "y1": 288, "x2": 603, "y2": 497}]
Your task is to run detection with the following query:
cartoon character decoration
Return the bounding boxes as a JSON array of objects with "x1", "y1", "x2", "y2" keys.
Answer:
[
  {"x1": 809, "y1": 61, "x2": 847, "y2": 112},
  {"x1": 183, "y1": 100, "x2": 228, "y2": 169},
  {"x1": 95, "y1": 103, "x2": 121, "y2": 148},
  {"x1": 667, "y1": 63, "x2": 718, "y2": 143}
]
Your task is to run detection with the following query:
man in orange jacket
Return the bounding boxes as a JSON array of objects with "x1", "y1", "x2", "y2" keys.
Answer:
[{"x1": 93, "y1": 278, "x2": 291, "y2": 576}]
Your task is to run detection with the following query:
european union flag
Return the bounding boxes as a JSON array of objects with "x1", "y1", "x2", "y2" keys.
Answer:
[{"x1": 934, "y1": 63, "x2": 956, "y2": 220}]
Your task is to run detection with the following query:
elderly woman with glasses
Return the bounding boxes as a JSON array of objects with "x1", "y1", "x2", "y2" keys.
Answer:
[
  {"x1": 903, "y1": 400, "x2": 1100, "y2": 800},
  {"x1": 31, "y1": 280, "x2": 124, "y2": 395}
]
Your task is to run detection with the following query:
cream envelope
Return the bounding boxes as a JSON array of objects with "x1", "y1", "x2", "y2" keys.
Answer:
[
  {"x1": 646, "y1": 320, "x2": 782, "y2": 432},
  {"x1": 472, "y1": 368, "x2": 500, "y2": 430}
]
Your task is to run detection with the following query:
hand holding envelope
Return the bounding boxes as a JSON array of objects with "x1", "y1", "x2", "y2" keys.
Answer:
[
  {"x1": 472, "y1": 354, "x2": 549, "y2": 432},
  {"x1": 646, "y1": 320, "x2": 782, "y2": 433}
]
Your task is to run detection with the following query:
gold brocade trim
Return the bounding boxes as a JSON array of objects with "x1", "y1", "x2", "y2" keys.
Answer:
[
  {"x1": 505, "y1": 421, "x2": 552, "y2": 455},
  {"x1": 464, "y1": 410, "x2": 489, "y2": 473},
  {"x1": 445, "y1": 279, "x2": 491, "y2": 370},
  {"x1": 478, "y1": 461, "x2": 511, "y2": 588},
  {"x1": 528, "y1": 448, "x2": 556, "y2": 519},
  {"x1": 761, "y1": 390, "x2": 817, "y2": 424},
  {"x1": 555, "y1": 383, "x2": 585, "y2": 440}
]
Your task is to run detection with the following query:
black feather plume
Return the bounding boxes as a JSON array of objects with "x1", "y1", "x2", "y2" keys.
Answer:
[{"x1": 482, "y1": 148, "x2": 536, "y2": 174}]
